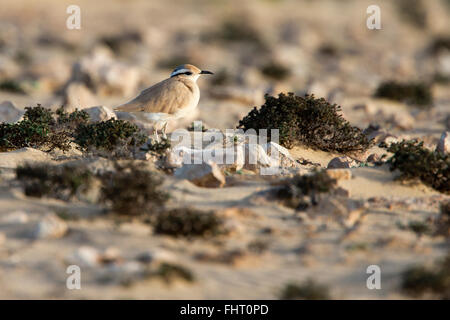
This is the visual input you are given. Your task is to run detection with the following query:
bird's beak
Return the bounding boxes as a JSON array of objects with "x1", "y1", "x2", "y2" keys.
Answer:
[{"x1": 200, "y1": 70, "x2": 214, "y2": 75}]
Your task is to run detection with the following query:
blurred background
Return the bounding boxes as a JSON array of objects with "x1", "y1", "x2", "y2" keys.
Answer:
[{"x1": 0, "y1": 0, "x2": 449, "y2": 132}]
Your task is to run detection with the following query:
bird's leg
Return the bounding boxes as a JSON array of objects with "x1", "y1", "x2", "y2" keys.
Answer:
[
  {"x1": 153, "y1": 126, "x2": 160, "y2": 143},
  {"x1": 161, "y1": 122, "x2": 168, "y2": 139}
]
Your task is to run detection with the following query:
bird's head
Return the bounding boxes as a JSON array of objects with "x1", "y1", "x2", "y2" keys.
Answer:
[{"x1": 170, "y1": 64, "x2": 213, "y2": 82}]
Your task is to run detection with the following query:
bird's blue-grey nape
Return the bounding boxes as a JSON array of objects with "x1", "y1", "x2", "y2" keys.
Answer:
[{"x1": 170, "y1": 65, "x2": 191, "y2": 77}]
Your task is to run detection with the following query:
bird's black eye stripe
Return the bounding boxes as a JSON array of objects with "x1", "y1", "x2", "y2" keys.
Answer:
[{"x1": 184, "y1": 71, "x2": 193, "y2": 75}]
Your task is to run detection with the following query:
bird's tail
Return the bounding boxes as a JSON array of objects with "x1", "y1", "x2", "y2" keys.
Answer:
[{"x1": 113, "y1": 102, "x2": 142, "y2": 113}]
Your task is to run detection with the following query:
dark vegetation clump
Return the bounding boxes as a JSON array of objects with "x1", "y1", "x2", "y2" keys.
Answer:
[
  {"x1": 143, "y1": 137, "x2": 171, "y2": 154},
  {"x1": 436, "y1": 200, "x2": 450, "y2": 237},
  {"x1": 16, "y1": 163, "x2": 93, "y2": 200},
  {"x1": 153, "y1": 262, "x2": 195, "y2": 284},
  {"x1": 0, "y1": 105, "x2": 148, "y2": 157},
  {"x1": 395, "y1": 0, "x2": 427, "y2": 28},
  {"x1": 317, "y1": 43, "x2": 340, "y2": 57},
  {"x1": 187, "y1": 122, "x2": 207, "y2": 132},
  {"x1": 238, "y1": 92, "x2": 371, "y2": 152},
  {"x1": 275, "y1": 170, "x2": 337, "y2": 210},
  {"x1": 386, "y1": 140, "x2": 449, "y2": 193},
  {"x1": 0, "y1": 79, "x2": 26, "y2": 94},
  {"x1": 260, "y1": 61, "x2": 290, "y2": 81},
  {"x1": 99, "y1": 31, "x2": 142, "y2": 52},
  {"x1": 401, "y1": 254, "x2": 450, "y2": 299},
  {"x1": 74, "y1": 119, "x2": 147, "y2": 156},
  {"x1": 374, "y1": 81, "x2": 433, "y2": 108},
  {"x1": 280, "y1": 279, "x2": 331, "y2": 300},
  {"x1": 99, "y1": 162, "x2": 169, "y2": 216},
  {"x1": 153, "y1": 208, "x2": 225, "y2": 238},
  {"x1": 407, "y1": 220, "x2": 432, "y2": 237},
  {"x1": 428, "y1": 36, "x2": 450, "y2": 55},
  {"x1": 0, "y1": 105, "x2": 87, "y2": 152},
  {"x1": 205, "y1": 19, "x2": 268, "y2": 51}
]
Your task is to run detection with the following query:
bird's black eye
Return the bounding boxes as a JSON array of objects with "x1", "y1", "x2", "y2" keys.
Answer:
[{"x1": 185, "y1": 71, "x2": 193, "y2": 75}]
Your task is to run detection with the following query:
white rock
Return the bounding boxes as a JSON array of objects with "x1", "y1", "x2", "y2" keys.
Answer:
[
  {"x1": 0, "y1": 101, "x2": 23, "y2": 123},
  {"x1": 436, "y1": 131, "x2": 450, "y2": 154},
  {"x1": 169, "y1": 139, "x2": 297, "y2": 174},
  {"x1": 33, "y1": 214, "x2": 68, "y2": 239},
  {"x1": 0, "y1": 148, "x2": 52, "y2": 169},
  {"x1": 63, "y1": 82, "x2": 98, "y2": 112},
  {"x1": 84, "y1": 105, "x2": 117, "y2": 122},
  {"x1": 174, "y1": 161, "x2": 225, "y2": 188},
  {"x1": 66, "y1": 246, "x2": 101, "y2": 267}
]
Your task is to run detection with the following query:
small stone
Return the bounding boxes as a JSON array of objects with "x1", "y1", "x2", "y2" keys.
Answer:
[
  {"x1": 136, "y1": 249, "x2": 177, "y2": 264},
  {"x1": 84, "y1": 105, "x2": 117, "y2": 122},
  {"x1": 327, "y1": 156, "x2": 352, "y2": 169},
  {"x1": 0, "y1": 100, "x2": 23, "y2": 123},
  {"x1": 366, "y1": 153, "x2": 381, "y2": 163},
  {"x1": 33, "y1": 214, "x2": 68, "y2": 239},
  {"x1": 67, "y1": 246, "x2": 101, "y2": 267},
  {"x1": 326, "y1": 169, "x2": 352, "y2": 180},
  {"x1": 436, "y1": 131, "x2": 449, "y2": 154},
  {"x1": 389, "y1": 112, "x2": 415, "y2": 130},
  {"x1": 174, "y1": 161, "x2": 225, "y2": 188},
  {"x1": 382, "y1": 135, "x2": 399, "y2": 146},
  {"x1": 99, "y1": 247, "x2": 122, "y2": 264}
]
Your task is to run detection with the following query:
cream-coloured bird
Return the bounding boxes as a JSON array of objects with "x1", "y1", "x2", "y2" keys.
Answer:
[{"x1": 114, "y1": 64, "x2": 213, "y2": 140}]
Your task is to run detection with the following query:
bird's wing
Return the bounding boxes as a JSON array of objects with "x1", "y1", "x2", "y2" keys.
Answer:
[{"x1": 114, "y1": 78, "x2": 193, "y2": 115}]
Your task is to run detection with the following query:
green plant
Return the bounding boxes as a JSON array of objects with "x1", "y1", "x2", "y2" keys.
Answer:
[
  {"x1": 143, "y1": 137, "x2": 171, "y2": 154},
  {"x1": 0, "y1": 79, "x2": 26, "y2": 94},
  {"x1": 428, "y1": 36, "x2": 450, "y2": 55},
  {"x1": 16, "y1": 163, "x2": 93, "y2": 200},
  {"x1": 99, "y1": 162, "x2": 169, "y2": 216},
  {"x1": 205, "y1": 18, "x2": 268, "y2": 51},
  {"x1": 0, "y1": 105, "x2": 83, "y2": 152},
  {"x1": 401, "y1": 254, "x2": 450, "y2": 299},
  {"x1": 153, "y1": 208, "x2": 225, "y2": 238},
  {"x1": 187, "y1": 122, "x2": 207, "y2": 132},
  {"x1": 260, "y1": 61, "x2": 290, "y2": 81},
  {"x1": 387, "y1": 140, "x2": 449, "y2": 193},
  {"x1": 55, "y1": 107, "x2": 90, "y2": 129},
  {"x1": 374, "y1": 81, "x2": 433, "y2": 108},
  {"x1": 238, "y1": 93, "x2": 371, "y2": 152},
  {"x1": 436, "y1": 200, "x2": 450, "y2": 237},
  {"x1": 74, "y1": 119, "x2": 147, "y2": 155},
  {"x1": 275, "y1": 170, "x2": 337, "y2": 209},
  {"x1": 280, "y1": 279, "x2": 331, "y2": 300},
  {"x1": 154, "y1": 262, "x2": 195, "y2": 284},
  {"x1": 99, "y1": 31, "x2": 142, "y2": 52},
  {"x1": 408, "y1": 220, "x2": 431, "y2": 237}
]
